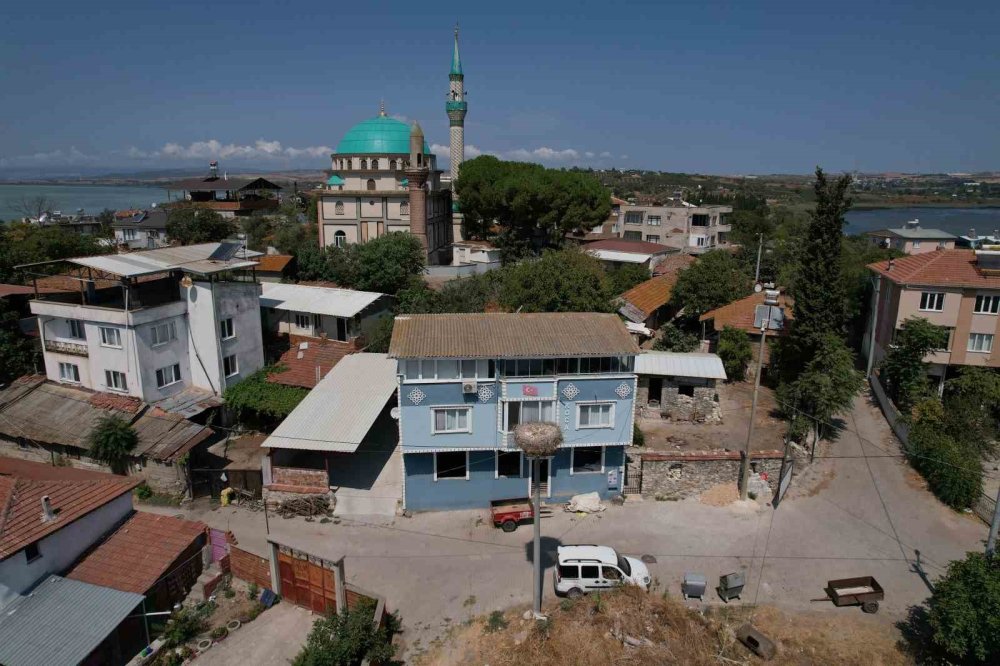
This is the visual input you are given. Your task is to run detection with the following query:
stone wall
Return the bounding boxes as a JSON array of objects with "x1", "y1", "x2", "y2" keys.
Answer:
[
  {"x1": 269, "y1": 466, "x2": 329, "y2": 493},
  {"x1": 636, "y1": 377, "x2": 721, "y2": 423},
  {"x1": 639, "y1": 449, "x2": 784, "y2": 500}
]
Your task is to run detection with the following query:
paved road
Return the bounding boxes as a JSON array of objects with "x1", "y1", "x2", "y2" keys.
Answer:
[
  {"x1": 192, "y1": 603, "x2": 313, "y2": 666},
  {"x1": 147, "y1": 390, "x2": 986, "y2": 658}
]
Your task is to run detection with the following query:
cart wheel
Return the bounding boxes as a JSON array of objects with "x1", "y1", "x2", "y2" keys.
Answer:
[
  {"x1": 501, "y1": 520, "x2": 517, "y2": 533},
  {"x1": 862, "y1": 601, "x2": 879, "y2": 614},
  {"x1": 567, "y1": 588, "x2": 583, "y2": 600}
]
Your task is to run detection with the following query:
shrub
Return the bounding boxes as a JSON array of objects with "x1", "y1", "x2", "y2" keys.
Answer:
[
  {"x1": 162, "y1": 608, "x2": 207, "y2": 648},
  {"x1": 717, "y1": 326, "x2": 753, "y2": 382},
  {"x1": 652, "y1": 323, "x2": 699, "y2": 353},
  {"x1": 247, "y1": 582, "x2": 259, "y2": 600},
  {"x1": 485, "y1": 610, "x2": 508, "y2": 633},
  {"x1": 632, "y1": 422, "x2": 645, "y2": 447},
  {"x1": 87, "y1": 414, "x2": 138, "y2": 474},
  {"x1": 291, "y1": 599, "x2": 398, "y2": 666},
  {"x1": 210, "y1": 626, "x2": 228, "y2": 640},
  {"x1": 924, "y1": 552, "x2": 1000, "y2": 663},
  {"x1": 222, "y1": 366, "x2": 309, "y2": 420},
  {"x1": 907, "y1": 418, "x2": 982, "y2": 510},
  {"x1": 134, "y1": 482, "x2": 153, "y2": 500}
]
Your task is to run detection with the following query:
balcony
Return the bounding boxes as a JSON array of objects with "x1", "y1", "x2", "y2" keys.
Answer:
[{"x1": 45, "y1": 339, "x2": 88, "y2": 357}]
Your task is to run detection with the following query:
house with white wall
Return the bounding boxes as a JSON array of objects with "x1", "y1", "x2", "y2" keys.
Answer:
[{"x1": 23, "y1": 243, "x2": 266, "y2": 403}]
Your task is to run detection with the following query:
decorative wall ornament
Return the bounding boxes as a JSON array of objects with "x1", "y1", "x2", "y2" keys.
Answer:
[
  {"x1": 407, "y1": 388, "x2": 426, "y2": 405},
  {"x1": 477, "y1": 384, "x2": 494, "y2": 403},
  {"x1": 615, "y1": 382, "x2": 632, "y2": 398},
  {"x1": 561, "y1": 383, "x2": 580, "y2": 400}
]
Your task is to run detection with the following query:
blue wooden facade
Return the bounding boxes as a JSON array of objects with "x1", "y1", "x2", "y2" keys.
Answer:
[{"x1": 396, "y1": 358, "x2": 637, "y2": 511}]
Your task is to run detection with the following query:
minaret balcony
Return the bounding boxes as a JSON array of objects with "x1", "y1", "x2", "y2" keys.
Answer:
[{"x1": 446, "y1": 101, "x2": 468, "y2": 112}]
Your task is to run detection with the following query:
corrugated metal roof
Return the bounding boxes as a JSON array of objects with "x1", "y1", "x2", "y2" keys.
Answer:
[
  {"x1": 263, "y1": 353, "x2": 397, "y2": 452},
  {"x1": 635, "y1": 352, "x2": 727, "y2": 380},
  {"x1": 260, "y1": 283, "x2": 385, "y2": 318},
  {"x1": 67, "y1": 242, "x2": 259, "y2": 277},
  {"x1": 588, "y1": 249, "x2": 652, "y2": 264},
  {"x1": 389, "y1": 313, "x2": 639, "y2": 359},
  {"x1": 0, "y1": 575, "x2": 143, "y2": 666}
]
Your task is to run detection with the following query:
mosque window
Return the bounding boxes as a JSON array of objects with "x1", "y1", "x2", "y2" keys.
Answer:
[
  {"x1": 334, "y1": 231, "x2": 346, "y2": 248},
  {"x1": 360, "y1": 159, "x2": 368, "y2": 170},
  {"x1": 389, "y1": 159, "x2": 397, "y2": 170},
  {"x1": 400, "y1": 202, "x2": 409, "y2": 215},
  {"x1": 370, "y1": 158, "x2": 379, "y2": 170},
  {"x1": 334, "y1": 201, "x2": 344, "y2": 215},
  {"x1": 366, "y1": 179, "x2": 376, "y2": 191}
]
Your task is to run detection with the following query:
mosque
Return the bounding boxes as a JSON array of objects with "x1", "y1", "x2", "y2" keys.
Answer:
[{"x1": 315, "y1": 27, "x2": 468, "y2": 266}]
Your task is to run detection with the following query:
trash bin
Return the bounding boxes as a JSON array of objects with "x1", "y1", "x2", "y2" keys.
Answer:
[
  {"x1": 718, "y1": 571, "x2": 745, "y2": 602},
  {"x1": 682, "y1": 572, "x2": 707, "y2": 600}
]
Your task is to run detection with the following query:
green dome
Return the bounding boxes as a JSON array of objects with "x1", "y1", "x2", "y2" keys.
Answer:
[{"x1": 335, "y1": 115, "x2": 430, "y2": 155}]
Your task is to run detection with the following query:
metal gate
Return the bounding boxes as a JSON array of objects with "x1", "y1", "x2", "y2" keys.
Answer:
[
  {"x1": 772, "y1": 459, "x2": 794, "y2": 509},
  {"x1": 623, "y1": 463, "x2": 642, "y2": 495},
  {"x1": 209, "y1": 528, "x2": 229, "y2": 563},
  {"x1": 277, "y1": 546, "x2": 338, "y2": 614}
]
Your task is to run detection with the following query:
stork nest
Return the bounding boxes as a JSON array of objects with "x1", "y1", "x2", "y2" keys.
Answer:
[{"x1": 514, "y1": 421, "x2": 563, "y2": 457}]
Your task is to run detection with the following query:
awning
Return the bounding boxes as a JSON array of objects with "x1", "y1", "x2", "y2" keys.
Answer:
[{"x1": 634, "y1": 352, "x2": 727, "y2": 380}]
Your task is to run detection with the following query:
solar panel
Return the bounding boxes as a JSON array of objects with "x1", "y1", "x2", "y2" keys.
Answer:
[
  {"x1": 209, "y1": 242, "x2": 242, "y2": 261},
  {"x1": 753, "y1": 305, "x2": 785, "y2": 331}
]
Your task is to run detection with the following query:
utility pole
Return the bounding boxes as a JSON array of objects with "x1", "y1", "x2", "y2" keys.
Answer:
[
  {"x1": 987, "y1": 485, "x2": 1000, "y2": 556},
  {"x1": 754, "y1": 233, "x2": 764, "y2": 284},
  {"x1": 740, "y1": 321, "x2": 769, "y2": 500},
  {"x1": 532, "y1": 457, "x2": 543, "y2": 615},
  {"x1": 865, "y1": 275, "x2": 881, "y2": 378}
]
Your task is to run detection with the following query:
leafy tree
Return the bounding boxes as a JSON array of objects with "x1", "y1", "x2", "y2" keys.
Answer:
[
  {"x1": 292, "y1": 599, "x2": 398, "y2": 666},
  {"x1": 87, "y1": 415, "x2": 138, "y2": 474},
  {"x1": 907, "y1": 404, "x2": 983, "y2": 510},
  {"x1": 670, "y1": 250, "x2": 752, "y2": 319},
  {"x1": 717, "y1": 326, "x2": 753, "y2": 381},
  {"x1": 241, "y1": 213, "x2": 275, "y2": 252},
  {"x1": 500, "y1": 248, "x2": 614, "y2": 313},
  {"x1": 943, "y1": 367, "x2": 1000, "y2": 455},
  {"x1": 606, "y1": 263, "x2": 650, "y2": 295},
  {"x1": 0, "y1": 300, "x2": 37, "y2": 382},
  {"x1": 879, "y1": 317, "x2": 948, "y2": 410},
  {"x1": 778, "y1": 334, "x2": 863, "y2": 441},
  {"x1": 652, "y1": 323, "x2": 699, "y2": 352},
  {"x1": 0, "y1": 222, "x2": 105, "y2": 283},
  {"x1": 924, "y1": 552, "x2": 1000, "y2": 663},
  {"x1": 354, "y1": 233, "x2": 426, "y2": 294},
  {"x1": 295, "y1": 244, "x2": 332, "y2": 282},
  {"x1": 361, "y1": 316, "x2": 394, "y2": 354},
  {"x1": 455, "y1": 156, "x2": 611, "y2": 262},
  {"x1": 785, "y1": 168, "x2": 853, "y2": 372},
  {"x1": 165, "y1": 205, "x2": 235, "y2": 245}
]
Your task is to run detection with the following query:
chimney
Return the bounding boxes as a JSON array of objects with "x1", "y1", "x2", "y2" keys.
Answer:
[
  {"x1": 41, "y1": 495, "x2": 56, "y2": 522},
  {"x1": 209, "y1": 161, "x2": 219, "y2": 179}
]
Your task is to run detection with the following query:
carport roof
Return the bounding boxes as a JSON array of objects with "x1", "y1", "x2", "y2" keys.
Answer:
[
  {"x1": 263, "y1": 353, "x2": 397, "y2": 452},
  {"x1": 634, "y1": 352, "x2": 727, "y2": 380}
]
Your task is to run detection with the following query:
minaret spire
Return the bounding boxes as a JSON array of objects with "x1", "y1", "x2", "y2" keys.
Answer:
[
  {"x1": 451, "y1": 23, "x2": 463, "y2": 76},
  {"x1": 446, "y1": 23, "x2": 467, "y2": 184}
]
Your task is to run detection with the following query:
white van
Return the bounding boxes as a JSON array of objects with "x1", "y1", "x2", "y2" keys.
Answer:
[{"x1": 553, "y1": 544, "x2": 651, "y2": 598}]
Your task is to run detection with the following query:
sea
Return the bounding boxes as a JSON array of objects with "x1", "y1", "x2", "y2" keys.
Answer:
[
  {"x1": 0, "y1": 183, "x2": 169, "y2": 221},
  {"x1": 1, "y1": 182, "x2": 999, "y2": 238}
]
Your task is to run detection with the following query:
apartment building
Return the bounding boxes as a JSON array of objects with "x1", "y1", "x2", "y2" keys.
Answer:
[
  {"x1": 388, "y1": 313, "x2": 639, "y2": 511},
  {"x1": 615, "y1": 203, "x2": 732, "y2": 252},
  {"x1": 865, "y1": 249, "x2": 1000, "y2": 388},
  {"x1": 24, "y1": 243, "x2": 265, "y2": 402},
  {"x1": 865, "y1": 219, "x2": 957, "y2": 255}
]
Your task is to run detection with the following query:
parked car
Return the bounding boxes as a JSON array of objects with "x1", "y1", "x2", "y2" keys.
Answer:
[{"x1": 554, "y1": 544, "x2": 651, "y2": 598}]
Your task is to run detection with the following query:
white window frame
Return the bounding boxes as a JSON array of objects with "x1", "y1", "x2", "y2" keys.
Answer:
[
  {"x1": 575, "y1": 401, "x2": 615, "y2": 429},
  {"x1": 104, "y1": 370, "x2": 128, "y2": 392},
  {"x1": 695, "y1": 236, "x2": 707, "y2": 247},
  {"x1": 67, "y1": 319, "x2": 85, "y2": 340},
  {"x1": 967, "y1": 333, "x2": 994, "y2": 353},
  {"x1": 495, "y1": 450, "x2": 524, "y2": 479},
  {"x1": 433, "y1": 450, "x2": 470, "y2": 481},
  {"x1": 58, "y1": 362, "x2": 80, "y2": 383},
  {"x1": 220, "y1": 317, "x2": 235, "y2": 340},
  {"x1": 401, "y1": 359, "x2": 493, "y2": 382},
  {"x1": 504, "y1": 400, "x2": 556, "y2": 432},
  {"x1": 294, "y1": 313, "x2": 312, "y2": 329},
  {"x1": 223, "y1": 354, "x2": 239, "y2": 377},
  {"x1": 570, "y1": 446, "x2": 605, "y2": 476},
  {"x1": 431, "y1": 406, "x2": 472, "y2": 434},
  {"x1": 151, "y1": 321, "x2": 177, "y2": 347},
  {"x1": 647, "y1": 215, "x2": 661, "y2": 226},
  {"x1": 155, "y1": 363, "x2": 181, "y2": 389},
  {"x1": 99, "y1": 326, "x2": 122, "y2": 348},
  {"x1": 919, "y1": 291, "x2": 945, "y2": 312},
  {"x1": 912, "y1": 240, "x2": 921, "y2": 248},
  {"x1": 974, "y1": 294, "x2": 1000, "y2": 315}
]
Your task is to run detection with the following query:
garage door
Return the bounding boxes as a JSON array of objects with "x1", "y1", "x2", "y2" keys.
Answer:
[{"x1": 277, "y1": 545, "x2": 338, "y2": 614}]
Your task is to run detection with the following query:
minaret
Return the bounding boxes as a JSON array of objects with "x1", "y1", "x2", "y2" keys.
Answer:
[
  {"x1": 406, "y1": 122, "x2": 429, "y2": 257},
  {"x1": 446, "y1": 24, "x2": 467, "y2": 183}
]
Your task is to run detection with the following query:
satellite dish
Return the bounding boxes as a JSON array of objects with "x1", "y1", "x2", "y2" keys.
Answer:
[
  {"x1": 390, "y1": 407, "x2": 401, "y2": 420},
  {"x1": 753, "y1": 283, "x2": 763, "y2": 293}
]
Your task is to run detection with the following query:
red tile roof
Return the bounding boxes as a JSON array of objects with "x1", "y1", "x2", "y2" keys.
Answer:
[
  {"x1": 619, "y1": 274, "x2": 676, "y2": 320},
  {"x1": 584, "y1": 239, "x2": 674, "y2": 255},
  {"x1": 256, "y1": 254, "x2": 295, "y2": 273},
  {"x1": 700, "y1": 291, "x2": 795, "y2": 337},
  {"x1": 66, "y1": 511, "x2": 206, "y2": 594},
  {"x1": 868, "y1": 249, "x2": 1000, "y2": 289},
  {"x1": 0, "y1": 459, "x2": 138, "y2": 561},
  {"x1": 267, "y1": 335, "x2": 356, "y2": 388},
  {"x1": 652, "y1": 253, "x2": 697, "y2": 277}
]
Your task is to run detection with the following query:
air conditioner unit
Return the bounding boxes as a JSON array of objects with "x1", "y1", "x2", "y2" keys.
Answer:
[{"x1": 462, "y1": 381, "x2": 478, "y2": 394}]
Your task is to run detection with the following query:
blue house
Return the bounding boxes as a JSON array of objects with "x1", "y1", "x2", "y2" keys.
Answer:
[{"x1": 388, "y1": 312, "x2": 640, "y2": 511}]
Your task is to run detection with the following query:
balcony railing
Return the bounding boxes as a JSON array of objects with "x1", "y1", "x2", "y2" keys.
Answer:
[{"x1": 45, "y1": 339, "x2": 89, "y2": 357}]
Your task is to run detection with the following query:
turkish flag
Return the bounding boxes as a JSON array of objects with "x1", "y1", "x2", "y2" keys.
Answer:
[{"x1": 522, "y1": 385, "x2": 538, "y2": 396}]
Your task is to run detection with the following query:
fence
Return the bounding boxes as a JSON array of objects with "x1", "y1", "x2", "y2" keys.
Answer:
[{"x1": 973, "y1": 491, "x2": 997, "y2": 525}]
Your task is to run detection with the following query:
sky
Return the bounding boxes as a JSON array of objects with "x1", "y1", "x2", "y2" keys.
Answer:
[{"x1": 1, "y1": 0, "x2": 998, "y2": 176}]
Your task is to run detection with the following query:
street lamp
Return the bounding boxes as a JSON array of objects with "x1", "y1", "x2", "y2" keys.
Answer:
[{"x1": 514, "y1": 421, "x2": 562, "y2": 618}]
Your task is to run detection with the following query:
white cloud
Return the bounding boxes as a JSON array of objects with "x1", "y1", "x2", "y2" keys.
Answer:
[
  {"x1": 0, "y1": 146, "x2": 99, "y2": 167},
  {"x1": 585, "y1": 151, "x2": 595, "y2": 158},
  {"x1": 155, "y1": 138, "x2": 332, "y2": 161},
  {"x1": 599, "y1": 151, "x2": 613, "y2": 158}
]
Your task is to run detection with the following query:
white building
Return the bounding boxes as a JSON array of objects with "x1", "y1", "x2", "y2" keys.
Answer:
[
  {"x1": 259, "y1": 282, "x2": 392, "y2": 343},
  {"x1": 615, "y1": 202, "x2": 732, "y2": 252},
  {"x1": 24, "y1": 243, "x2": 265, "y2": 402},
  {"x1": 111, "y1": 208, "x2": 170, "y2": 250}
]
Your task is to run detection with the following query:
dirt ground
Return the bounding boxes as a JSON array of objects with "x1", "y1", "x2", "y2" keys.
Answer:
[
  {"x1": 418, "y1": 586, "x2": 908, "y2": 666},
  {"x1": 638, "y1": 381, "x2": 786, "y2": 452}
]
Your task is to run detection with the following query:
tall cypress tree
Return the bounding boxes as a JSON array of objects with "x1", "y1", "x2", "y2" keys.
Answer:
[{"x1": 786, "y1": 167, "x2": 853, "y2": 370}]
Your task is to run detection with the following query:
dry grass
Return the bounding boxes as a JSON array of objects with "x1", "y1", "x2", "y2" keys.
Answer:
[{"x1": 418, "y1": 586, "x2": 908, "y2": 666}]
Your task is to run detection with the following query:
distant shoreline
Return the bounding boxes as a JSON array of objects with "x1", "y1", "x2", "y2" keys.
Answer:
[{"x1": 851, "y1": 202, "x2": 1000, "y2": 211}]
